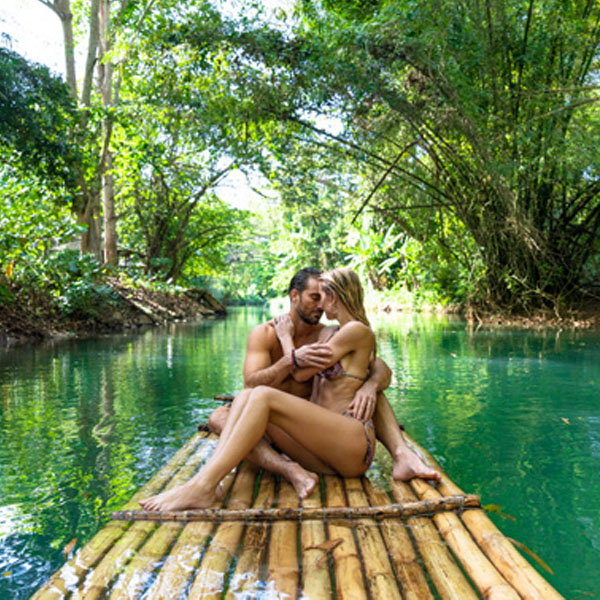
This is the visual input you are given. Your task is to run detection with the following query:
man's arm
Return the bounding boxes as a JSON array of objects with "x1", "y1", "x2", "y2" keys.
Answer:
[
  {"x1": 349, "y1": 357, "x2": 392, "y2": 420},
  {"x1": 243, "y1": 324, "x2": 293, "y2": 388}
]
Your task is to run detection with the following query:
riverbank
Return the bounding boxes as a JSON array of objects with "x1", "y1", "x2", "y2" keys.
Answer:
[
  {"x1": 372, "y1": 297, "x2": 600, "y2": 329},
  {"x1": 269, "y1": 291, "x2": 600, "y2": 329},
  {"x1": 0, "y1": 277, "x2": 226, "y2": 346}
]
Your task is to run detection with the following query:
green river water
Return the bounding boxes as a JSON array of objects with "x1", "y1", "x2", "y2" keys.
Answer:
[{"x1": 1, "y1": 307, "x2": 599, "y2": 598}]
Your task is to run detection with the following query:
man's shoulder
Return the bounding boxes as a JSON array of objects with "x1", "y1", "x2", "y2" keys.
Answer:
[{"x1": 247, "y1": 321, "x2": 278, "y2": 347}]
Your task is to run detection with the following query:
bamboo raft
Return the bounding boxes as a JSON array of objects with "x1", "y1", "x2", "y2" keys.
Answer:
[{"x1": 32, "y1": 418, "x2": 565, "y2": 599}]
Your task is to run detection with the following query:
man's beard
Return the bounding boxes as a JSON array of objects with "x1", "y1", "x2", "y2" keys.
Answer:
[{"x1": 295, "y1": 304, "x2": 323, "y2": 325}]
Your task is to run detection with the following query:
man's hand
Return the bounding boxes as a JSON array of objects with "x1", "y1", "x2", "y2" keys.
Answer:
[
  {"x1": 294, "y1": 342, "x2": 333, "y2": 370},
  {"x1": 349, "y1": 379, "x2": 378, "y2": 421}
]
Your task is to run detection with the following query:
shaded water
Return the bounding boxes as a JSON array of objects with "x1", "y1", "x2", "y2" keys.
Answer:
[{"x1": 0, "y1": 308, "x2": 598, "y2": 598}]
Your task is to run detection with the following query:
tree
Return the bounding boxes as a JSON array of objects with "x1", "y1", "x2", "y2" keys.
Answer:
[
  {"x1": 291, "y1": 0, "x2": 600, "y2": 309},
  {"x1": 36, "y1": 0, "x2": 154, "y2": 264},
  {"x1": 0, "y1": 47, "x2": 79, "y2": 187},
  {"x1": 172, "y1": 0, "x2": 600, "y2": 309}
]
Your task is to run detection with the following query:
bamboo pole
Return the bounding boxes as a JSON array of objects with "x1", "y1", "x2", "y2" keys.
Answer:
[
  {"x1": 300, "y1": 477, "x2": 333, "y2": 599},
  {"x1": 186, "y1": 463, "x2": 259, "y2": 599},
  {"x1": 107, "y1": 522, "x2": 182, "y2": 600},
  {"x1": 213, "y1": 394, "x2": 235, "y2": 402},
  {"x1": 111, "y1": 493, "x2": 480, "y2": 523},
  {"x1": 109, "y1": 444, "x2": 237, "y2": 599},
  {"x1": 142, "y1": 466, "x2": 237, "y2": 599},
  {"x1": 323, "y1": 474, "x2": 368, "y2": 600},
  {"x1": 363, "y1": 479, "x2": 434, "y2": 600},
  {"x1": 225, "y1": 471, "x2": 276, "y2": 598},
  {"x1": 72, "y1": 434, "x2": 219, "y2": 600},
  {"x1": 30, "y1": 432, "x2": 208, "y2": 600},
  {"x1": 411, "y1": 478, "x2": 521, "y2": 600},
  {"x1": 459, "y1": 510, "x2": 565, "y2": 600},
  {"x1": 344, "y1": 476, "x2": 402, "y2": 599},
  {"x1": 390, "y1": 480, "x2": 479, "y2": 600},
  {"x1": 266, "y1": 480, "x2": 300, "y2": 597},
  {"x1": 404, "y1": 433, "x2": 565, "y2": 599}
]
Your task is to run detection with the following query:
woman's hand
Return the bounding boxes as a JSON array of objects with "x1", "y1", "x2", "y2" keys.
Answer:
[
  {"x1": 349, "y1": 380, "x2": 378, "y2": 421},
  {"x1": 294, "y1": 342, "x2": 333, "y2": 370},
  {"x1": 273, "y1": 314, "x2": 294, "y2": 343}
]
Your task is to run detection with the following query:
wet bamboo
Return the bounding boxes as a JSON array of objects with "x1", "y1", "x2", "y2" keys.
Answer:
[
  {"x1": 405, "y1": 433, "x2": 565, "y2": 599},
  {"x1": 363, "y1": 479, "x2": 434, "y2": 600},
  {"x1": 72, "y1": 434, "x2": 219, "y2": 600},
  {"x1": 143, "y1": 466, "x2": 238, "y2": 598},
  {"x1": 111, "y1": 494, "x2": 479, "y2": 522},
  {"x1": 323, "y1": 474, "x2": 368, "y2": 600},
  {"x1": 300, "y1": 477, "x2": 332, "y2": 599},
  {"x1": 266, "y1": 480, "x2": 300, "y2": 597},
  {"x1": 460, "y1": 511, "x2": 565, "y2": 599},
  {"x1": 214, "y1": 394, "x2": 235, "y2": 402},
  {"x1": 109, "y1": 461, "x2": 239, "y2": 599},
  {"x1": 30, "y1": 432, "x2": 207, "y2": 600},
  {"x1": 186, "y1": 463, "x2": 259, "y2": 599},
  {"x1": 344, "y1": 476, "x2": 401, "y2": 599},
  {"x1": 107, "y1": 522, "x2": 182, "y2": 600},
  {"x1": 410, "y1": 478, "x2": 520, "y2": 600},
  {"x1": 225, "y1": 471, "x2": 276, "y2": 599},
  {"x1": 390, "y1": 480, "x2": 478, "y2": 600}
]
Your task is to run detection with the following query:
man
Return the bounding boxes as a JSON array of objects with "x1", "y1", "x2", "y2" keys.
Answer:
[{"x1": 209, "y1": 267, "x2": 439, "y2": 498}]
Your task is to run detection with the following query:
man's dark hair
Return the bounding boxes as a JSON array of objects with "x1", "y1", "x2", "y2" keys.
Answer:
[{"x1": 288, "y1": 267, "x2": 322, "y2": 297}]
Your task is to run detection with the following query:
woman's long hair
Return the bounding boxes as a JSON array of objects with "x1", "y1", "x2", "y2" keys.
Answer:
[{"x1": 320, "y1": 268, "x2": 370, "y2": 327}]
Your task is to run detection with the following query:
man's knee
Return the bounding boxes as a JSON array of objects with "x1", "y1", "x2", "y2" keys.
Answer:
[{"x1": 208, "y1": 405, "x2": 230, "y2": 434}]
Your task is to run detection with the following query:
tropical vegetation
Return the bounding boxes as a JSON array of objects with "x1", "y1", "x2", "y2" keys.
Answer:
[{"x1": 1, "y1": 0, "x2": 599, "y2": 326}]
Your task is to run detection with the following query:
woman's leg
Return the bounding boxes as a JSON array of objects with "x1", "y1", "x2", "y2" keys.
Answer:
[
  {"x1": 209, "y1": 404, "x2": 318, "y2": 498},
  {"x1": 266, "y1": 424, "x2": 336, "y2": 474},
  {"x1": 139, "y1": 386, "x2": 368, "y2": 511}
]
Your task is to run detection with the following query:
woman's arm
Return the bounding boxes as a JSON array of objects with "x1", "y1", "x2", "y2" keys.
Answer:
[
  {"x1": 273, "y1": 315, "x2": 333, "y2": 371},
  {"x1": 291, "y1": 322, "x2": 375, "y2": 382}
]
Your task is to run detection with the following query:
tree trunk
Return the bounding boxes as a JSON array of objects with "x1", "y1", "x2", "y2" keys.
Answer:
[
  {"x1": 102, "y1": 151, "x2": 118, "y2": 265},
  {"x1": 98, "y1": 0, "x2": 119, "y2": 266},
  {"x1": 55, "y1": 0, "x2": 77, "y2": 99},
  {"x1": 76, "y1": 192, "x2": 102, "y2": 260}
]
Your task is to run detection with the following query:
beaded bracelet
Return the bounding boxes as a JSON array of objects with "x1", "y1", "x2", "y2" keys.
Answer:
[{"x1": 291, "y1": 349, "x2": 300, "y2": 369}]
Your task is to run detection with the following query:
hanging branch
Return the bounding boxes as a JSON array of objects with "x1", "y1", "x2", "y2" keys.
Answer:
[{"x1": 351, "y1": 141, "x2": 417, "y2": 224}]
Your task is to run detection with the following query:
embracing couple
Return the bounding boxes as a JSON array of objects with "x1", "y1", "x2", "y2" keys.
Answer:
[{"x1": 141, "y1": 267, "x2": 439, "y2": 511}]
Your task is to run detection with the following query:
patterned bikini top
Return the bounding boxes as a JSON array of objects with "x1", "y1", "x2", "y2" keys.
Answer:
[{"x1": 316, "y1": 326, "x2": 368, "y2": 382}]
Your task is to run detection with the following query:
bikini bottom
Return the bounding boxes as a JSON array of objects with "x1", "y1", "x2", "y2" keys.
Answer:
[{"x1": 342, "y1": 410, "x2": 375, "y2": 468}]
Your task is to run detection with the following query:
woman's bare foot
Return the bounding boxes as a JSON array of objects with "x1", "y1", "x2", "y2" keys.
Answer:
[
  {"x1": 139, "y1": 478, "x2": 219, "y2": 512},
  {"x1": 283, "y1": 461, "x2": 319, "y2": 499},
  {"x1": 392, "y1": 449, "x2": 441, "y2": 482}
]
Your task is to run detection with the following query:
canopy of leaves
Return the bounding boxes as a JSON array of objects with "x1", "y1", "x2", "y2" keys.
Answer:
[{"x1": 0, "y1": 47, "x2": 80, "y2": 189}]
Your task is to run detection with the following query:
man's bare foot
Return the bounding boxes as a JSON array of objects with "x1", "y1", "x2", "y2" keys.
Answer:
[
  {"x1": 283, "y1": 461, "x2": 319, "y2": 499},
  {"x1": 139, "y1": 478, "x2": 219, "y2": 512},
  {"x1": 393, "y1": 449, "x2": 441, "y2": 482}
]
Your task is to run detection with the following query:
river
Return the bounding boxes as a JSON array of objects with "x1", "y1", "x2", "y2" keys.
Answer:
[{"x1": 1, "y1": 307, "x2": 598, "y2": 597}]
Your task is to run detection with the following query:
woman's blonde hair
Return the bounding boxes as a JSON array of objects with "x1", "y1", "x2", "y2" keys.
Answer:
[{"x1": 320, "y1": 267, "x2": 370, "y2": 326}]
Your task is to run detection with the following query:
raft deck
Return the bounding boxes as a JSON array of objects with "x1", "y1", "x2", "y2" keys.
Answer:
[{"x1": 32, "y1": 427, "x2": 564, "y2": 599}]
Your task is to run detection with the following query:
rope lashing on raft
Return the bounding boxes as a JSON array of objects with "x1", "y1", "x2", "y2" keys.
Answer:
[{"x1": 111, "y1": 494, "x2": 480, "y2": 522}]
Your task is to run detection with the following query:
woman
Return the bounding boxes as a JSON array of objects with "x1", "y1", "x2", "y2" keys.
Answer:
[{"x1": 140, "y1": 268, "x2": 377, "y2": 511}]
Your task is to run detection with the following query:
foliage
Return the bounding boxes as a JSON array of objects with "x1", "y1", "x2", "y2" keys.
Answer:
[
  {"x1": 290, "y1": 0, "x2": 600, "y2": 309},
  {"x1": 0, "y1": 47, "x2": 80, "y2": 189},
  {"x1": 0, "y1": 165, "x2": 114, "y2": 317},
  {"x1": 42, "y1": 249, "x2": 116, "y2": 316},
  {"x1": 3, "y1": 0, "x2": 600, "y2": 319},
  {"x1": 0, "y1": 166, "x2": 80, "y2": 270}
]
